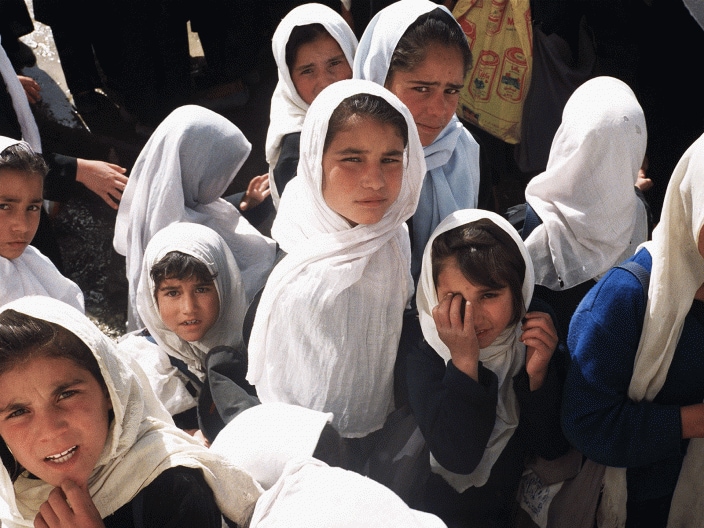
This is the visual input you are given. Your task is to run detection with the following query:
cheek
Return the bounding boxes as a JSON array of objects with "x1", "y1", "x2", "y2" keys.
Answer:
[{"x1": 292, "y1": 76, "x2": 315, "y2": 105}]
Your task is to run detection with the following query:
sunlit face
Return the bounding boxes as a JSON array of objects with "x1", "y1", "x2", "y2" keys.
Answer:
[
  {"x1": 385, "y1": 44, "x2": 465, "y2": 147},
  {"x1": 0, "y1": 169, "x2": 43, "y2": 260},
  {"x1": 156, "y1": 276, "x2": 220, "y2": 342},
  {"x1": 291, "y1": 32, "x2": 353, "y2": 105},
  {"x1": 435, "y1": 256, "x2": 516, "y2": 349},
  {"x1": 0, "y1": 356, "x2": 112, "y2": 488},
  {"x1": 322, "y1": 116, "x2": 405, "y2": 226}
]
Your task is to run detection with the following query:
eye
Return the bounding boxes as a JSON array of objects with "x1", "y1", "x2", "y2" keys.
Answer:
[
  {"x1": 27, "y1": 205, "x2": 41, "y2": 212},
  {"x1": 329, "y1": 59, "x2": 343, "y2": 67},
  {"x1": 299, "y1": 67, "x2": 314, "y2": 76},
  {"x1": 482, "y1": 292, "x2": 498, "y2": 300},
  {"x1": 0, "y1": 204, "x2": 10, "y2": 210},
  {"x1": 58, "y1": 390, "x2": 78, "y2": 401},
  {"x1": 7, "y1": 408, "x2": 28, "y2": 419},
  {"x1": 413, "y1": 86, "x2": 430, "y2": 93},
  {"x1": 445, "y1": 88, "x2": 460, "y2": 95},
  {"x1": 195, "y1": 286, "x2": 212, "y2": 294},
  {"x1": 382, "y1": 157, "x2": 401, "y2": 164},
  {"x1": 162, "y1": 290, "x2": 179, "y2": 298},
  {"x1": 341, "y1": 157, "x2": 361, "y2": 163}
]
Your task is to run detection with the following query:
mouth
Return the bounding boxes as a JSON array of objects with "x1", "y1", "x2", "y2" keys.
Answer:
[
  {"x1": 475, "y1": 329, "x2": 489, "y2": 340},
  {"x1": 180, "y1": 319, "x2": 201, "y2": 326},
  {"x1": 356, "y1": 198, "x2": 387, "y2": 208},
  {"x1": 45, "y1": 446, "x2": 78, "y2": 464}
]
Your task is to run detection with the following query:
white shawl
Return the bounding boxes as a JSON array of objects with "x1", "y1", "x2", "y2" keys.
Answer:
[
  {"x1": 113, "y1": 104, "x2": 276, "y2": 331},
  {"x1": 416, "y1": 209, "x2": 534, "y2": 491},
  {"x1": 598, "y1": 133, "x2": 704, "y2": 527},
  {"x1": 524, "y1": 76, "x2": 648, "y2": 290},
  {"x1": 0, "y1": 296, "x2": 261, "y2": 528},
  {"x1": 266, "y1": 2, "x2": 357, "y2": 208},
  {"x1": 0, "y1": 38, "x2": 41, "y2": 152},
  {"x1": 352, "y1": 0, "x2": 481, "y2": 277},
  {"x1": 247, "y1": 79, "x2": 426, "y2": 437}
]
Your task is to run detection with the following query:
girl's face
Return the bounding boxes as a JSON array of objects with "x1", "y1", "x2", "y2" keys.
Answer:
[
  {"x1": 435, "y1": 256, "x2": 515, "y2": 349},
  {"x1": 156, "y1": 276, "x2": 220, "y2": 342},
  {"x1": 291, "y1": 32, "x2": 353, "y2": 105},
  {"x1": 0, "y1": 356, "x2": 112, "y2": 488},
  {"x1": 385, "y1": 43, "x2": 464, "y2": 147},
  {"x1": 0, "y1": 169, "x2": 43, "y2": 260},
  {"x1": 322, "y1": 115, "x2": 405, "y2": 226}
]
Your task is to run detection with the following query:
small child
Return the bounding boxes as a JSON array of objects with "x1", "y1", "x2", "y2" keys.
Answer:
[
  {"x1": 0, "y1": 295, "x2": 261, "y2": 527},
  {"x1": 0, "y1": 136, "x2": 83, "y2": 310},
  {"x1": 117, "y1": 222, "x2": 257, "y2": 441},
  {"x1": 404, "y1": 209, "x2": 569, "y2": 527}
]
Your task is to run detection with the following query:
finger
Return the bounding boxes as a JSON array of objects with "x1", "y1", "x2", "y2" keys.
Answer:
[
  {"x1": 448, "y1": 294, "x2": 464, "y2": 328},
  {"x1": 239, "y1": 200, "x2": 249, "y2": 211},
  {"x1": 432, "y1": 294, "x2": 453, "y2": 328},
  {"x1": 106, "y1": 163, "x2": 126, "y2": 173},
  {"x1": 260, "y1": 188, "x2": 271, "y2": 199},
  {"x1": 33, "y1": 512, "x2": 50, "y2": 528},
  {"x1": 61, "y1": 479, "x2": 95, "y2": 514},
  {"x1": 462, "y1": 300, "x2": 474, "y2": 334}
]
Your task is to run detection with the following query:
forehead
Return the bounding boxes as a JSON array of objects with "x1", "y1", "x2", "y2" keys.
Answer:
[
  {"x1": 0, "y1": 168, "x2": 43, "y2": 196},
  {"x1": 158, "y1": 275, "x2": 214, "y2": 287},
  {"x1": 294, "y1": 32, "x2": 343, "y2": 63},
  {"x1": 328, "y1": 114, "x2": 405, "y2": 145}
]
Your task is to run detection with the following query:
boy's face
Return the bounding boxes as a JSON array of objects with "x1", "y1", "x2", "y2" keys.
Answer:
[
  {"x1": 0, "y1": 169, "x2": 43, "y2": 260},
  {"x1": 156, "y1": 276, "x2": 220, "y2": 342}
]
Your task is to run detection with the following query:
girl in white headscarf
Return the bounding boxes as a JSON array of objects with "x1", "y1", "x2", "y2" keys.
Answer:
[
  {"x1": 247, "y1": 79, "x2": 425, "y2": 452},
  {"x1": 353, "y1": 0, "x2": 481, "y2": 279},
  {"x1": 265, "y1": 3, "x2": 357, "y2": 208},
  {"x1": 408, "y1": 209, "x2": 566, "y2": 527},
  {"x1": 511, "y1": 76, "x2": 649, "y2": 340},
  {"x1": 113, "y1": 104, "x2": 277, "y2": 332},
  {"x1": 0, "y1": 295, "x2": 261, "y2": 528},
  {"x1": 117, "y1": 222, "x2": 252, "y2": 432},
  {"x1": 0, "y1": 137, "x2": 84, "y2": 311},
  {"x1": 562, "y1": 132, "x2": 704, "y2": 528}
]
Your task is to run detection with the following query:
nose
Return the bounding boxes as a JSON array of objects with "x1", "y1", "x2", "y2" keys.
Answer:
[
  {"x1": 317, "y1": 69, "x2": 339, "y2": 97},
  {"x1": 361, "y1": 163, "x2": 384, "y2": 191},
  {"x1": 181, "y1": 292, "x2": 197, "y2": 314},
  {"x1": 35, "y1": 409, "x2": 68, "y2": 443},
  {"x1": 426, "y1": 91, "x2": 448, "y2": 119},
  {"x1": 10, "y1": 211, "x2": 31, "y2": 235}
]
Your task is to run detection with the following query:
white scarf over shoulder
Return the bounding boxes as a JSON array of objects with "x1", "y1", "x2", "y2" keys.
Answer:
[
  {"x1": 266, "y1": 2, "x2": 357, "y2": 208},
  {"x1": 136, "y1": 222, "x2": 247, "y2": 381},
  {"x1": 0, "y1": 296, "x2": 261, "y2": 528},
  {"x1": 416, "y1": 209, "x2": 534, "y2": 492},
  {"x1": 353, "y1": 0, "x2": 481, "y2": 277},
  {"x1": 247, "y1": 79, "x2": 426, "y2": 438},
  {"x1": 0, "y1": 137, "x2": 83, "y2": 311},
  {"x1": 524, "y1": 76, "x2": 648, "y2": 290},
  {"x1": 113, "y1": 105, "x2": 276, "y2": 331},
  {"x1": 598, "y1": 133, "x2": 704, "y2": 527}
]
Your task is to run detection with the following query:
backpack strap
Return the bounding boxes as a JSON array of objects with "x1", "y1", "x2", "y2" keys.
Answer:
[
  {"x1": 144, "y1": 332, "x2": 203, "y2": 397},
  {"x1": 522, "y1": 203, "x2": 543, "y2": 240},
  {"x1": 615, "y1": 260, "x2": 650, "y2": 297}
]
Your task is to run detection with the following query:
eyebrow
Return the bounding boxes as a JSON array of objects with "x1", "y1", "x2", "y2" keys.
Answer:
[
  {"x1": 0, "y1": 378, "x2": 86, "y2": 414},
  {"x1": 406, "y1": 80, "x2": 464, "y2": 90},
  {"x1": 0, "y1": 196, "x2": 43, "y2": 203},
  {"x1": 333, "y1": 148, "x2": 404, "y2": 156}
]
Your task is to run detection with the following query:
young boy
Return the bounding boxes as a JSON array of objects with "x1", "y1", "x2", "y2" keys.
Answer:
[{"x1": 0, "y1": 136, "x2": 84, "y2": 310}]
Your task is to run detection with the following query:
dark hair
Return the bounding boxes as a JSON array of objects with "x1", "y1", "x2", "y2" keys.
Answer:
[
  {"x1": 0, "y1": 141, "x2": 48, "y2": 180},
  {"x1": 431, "y1": 219, "x2": 525, "y2": 326},
  {"x1": 385, "y1": 8, "x2": 472, "y2": 85},
  {"x1": 324, "y1": 93, "x2": 408, "y2": 153},
  {"x1": 0, "y1": 310, "x2": 108, "y2": 480},
  {"x1": 285, "y1": 23, "x2": 331, "y2": 71},
  {"x1": 150, "y1": 251, "x2": 217, "y2": 298}
]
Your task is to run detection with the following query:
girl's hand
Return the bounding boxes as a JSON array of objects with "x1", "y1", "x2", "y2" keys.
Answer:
[
  {"x1": 521, "y1": 311, "x2": 558, "y2": 391},
  {"x1": 34, "y1": 480, "x2": 105, "y2": 528},
  {"x1": 76, "y1": 159, "x2": 128, "y2": 210},
  {"x1": 432, "y1": 293, "x2": 479, "y2": 381},
  {"x1": 18, "y1": 75, "x2": 41, "y2": 104},
  {"x1": 240, "y1": 174, "x2": 271, "y2": 211}
]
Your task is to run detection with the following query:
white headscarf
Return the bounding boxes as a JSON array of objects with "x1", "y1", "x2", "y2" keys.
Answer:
[
  {"x1": 416, "y1": 209, "x2": 534, "y2": 491},
  {"x1": 0, "y1": 39, "x2": 41, "y2": 152},
  {"x1": 266, "y1": 3, "x2": 358, "y2": 208},
  {"x1": 353, "y1": 0, "x2": 481, "y2": 277},
  {"x1": 136, "y1": 222, "x2": 247, "y2": 381},
  {"x1": 524, "y1": 76, "x2": 648, "y2": 290},
  {"x1": 247, "y1": 79, "x2": 426, "y2": 438},
  {"x1": 113, "y1": 104, "x2": 276, "y2": 331},
  {"x1": 598, "y1": 133, "x2": 704, "y2": 527},
  {"x1": 249, "y1": 457, "x2": 448, "y2": 528},
  {"x1": 0, "y1": 296, "x2": 261, "y2": 528},
  {"x1": 0, "y1": 137, "x2": 83, "y2": 311}
]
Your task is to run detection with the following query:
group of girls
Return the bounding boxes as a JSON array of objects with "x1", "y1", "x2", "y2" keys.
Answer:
[{"x1": 3, "y1": 1, "x2": 704, "y2": 528}]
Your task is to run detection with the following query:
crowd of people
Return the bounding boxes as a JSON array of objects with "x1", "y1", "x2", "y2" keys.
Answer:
[{"x1": 2, "y1": 0, "x2": 704, "y2": 527}]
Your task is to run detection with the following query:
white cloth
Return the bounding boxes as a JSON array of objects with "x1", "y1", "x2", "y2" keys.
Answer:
[
  {"x1": 210, "y1": 402, "x2": 333, "y2": 490},
  {"x1": 266, "y1": 3, "x2": 358, "y2": 208},
  {"x1": 247, "y1": 79, "x2": 426, "y2": 437},
  {"x1": 415, "y1": 209, "x2": 535, "y2": 491},
  {"x1": 598, "y1": 133, "x2": 704, "y2": 527},
  {"x1": 134, "y1": 221, "x2": 247, "y2": 382},
  {"x1": 113, "y1": 104, "x2": 276, "y2": 331},
  {"x1": 1, "y1": 245, "x2": 84, "y2": 312},
  {"x1": 249, "y1": 457, "x2": 448, "y2": 528},
  {"x1": 353, "y1": 0, "x2": 481, "y2": 276},
  {"x1": 0, "y1": 37, "x2": 42, "y2": 152},
  {"x1": 0, "y1": 296, "x2": 262, "y2": 528},
  {"x1": 524, "y1": 76, "x2": 648, "y2": 290}
]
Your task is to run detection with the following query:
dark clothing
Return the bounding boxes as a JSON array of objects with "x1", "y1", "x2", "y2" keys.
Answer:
[
  {"x1": 273, "y1": 132, "x2": 300, "y2": 200},
  {"x1": 562, "y1": 248, "x2": 704, "y2": 512},
  {"x1": 400, "y1": 299, "x2": 569, "y2": 527},
  {"x1": 103, "y1": 466, "x2": 224, "y2": 528}
]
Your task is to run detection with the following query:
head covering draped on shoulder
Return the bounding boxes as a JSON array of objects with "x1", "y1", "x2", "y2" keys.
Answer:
[
  {"x1": 247, "y1": 79, "x2": 425, "y2": 437},
  {"x1": 113, "y1": 105, "x2": 276, "y2": 331},
  {"x1": 415, "y1": 209, "x2": 534, "y2": 491},
  {"x1": 353, "y1": 0, "x2": 481, "y2": 277},
  {"x1": 600, "y1": 133, "x2": 704, "y2": 527},
  {"x1": 136, "y1": 222, "x2": 247, "y2": 381},
  {"x1": 524, "y1": 76, "x2": 648, "y2": 290},
  {"x1": 0, "y1": 40, "x2": 41, "y2": 151},
  {"x1": 266, "y1": 3, "x2": 358, "y2": 207},
  {"x1": 0, "y1": 296, "x2": 261, "y2": 528}
]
